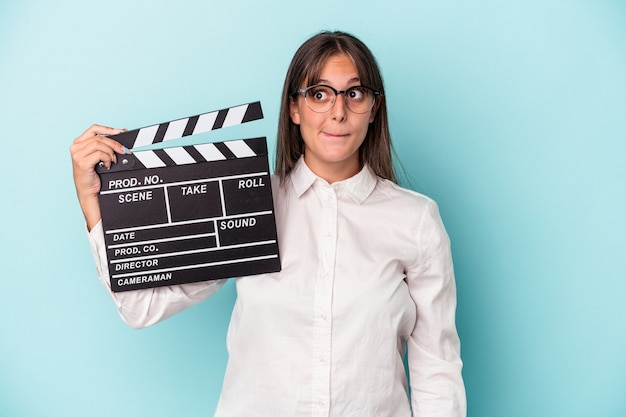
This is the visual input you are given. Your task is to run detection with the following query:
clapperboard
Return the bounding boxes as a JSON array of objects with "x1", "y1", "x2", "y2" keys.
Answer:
[{"x1": 95, "y1": 101, "x2": 280, "y2": 292}]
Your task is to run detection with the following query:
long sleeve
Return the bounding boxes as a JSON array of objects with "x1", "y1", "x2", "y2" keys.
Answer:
[
  {"x1": 87, "y1": 220, "x2": 226, "y2": 329},
  {"x1": 406, "y1": 201, "x2": 466, "y2": 417}
]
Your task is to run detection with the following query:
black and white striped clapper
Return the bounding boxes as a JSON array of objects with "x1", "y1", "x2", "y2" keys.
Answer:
[{"x1": 96, "y1": 101, "x2": 281, "y2": 292}]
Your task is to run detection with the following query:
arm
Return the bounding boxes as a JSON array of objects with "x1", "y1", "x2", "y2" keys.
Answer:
[
  {"x1": 71, "y1": 125, "x2": 226, "y2": 328},
  {"x1": 88, "y1": 221, "x2": 225, "y2": 329},
  {"x1": 70, "y1": 124, "x2": 127, "y2": 231},
  {"x1": 406, "y1": 201, "x2": 466, "y2": 417}
]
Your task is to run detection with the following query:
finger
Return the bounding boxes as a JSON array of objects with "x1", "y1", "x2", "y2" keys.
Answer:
[
  {"x1": 90, "y1": 135, "x2": 128, "y2": 155},
  {"x1": 71, "y1": 134, "x2": 127, "y2": 159},
  {"x1": 74, "y1": 124, "x2": 126, "y2": 143},
  {"x1": 77, "y1": 149, "x2": 118, "y2": 172},
  {"x1": 74, "y1": 149, "x2": 116, "y2": 172},
  {"x1": 71, "y1": 139, "x2": 119, "y2": 169}
]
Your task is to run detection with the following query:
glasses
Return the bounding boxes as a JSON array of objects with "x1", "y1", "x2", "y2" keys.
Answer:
[{"x1": 293, "y1": 84, "x2": 381, "y2": 114}]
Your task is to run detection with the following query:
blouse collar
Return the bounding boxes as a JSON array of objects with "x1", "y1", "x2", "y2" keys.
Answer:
[{"x1": 289, "y1": 156, "x2": 378, "y2": 205}]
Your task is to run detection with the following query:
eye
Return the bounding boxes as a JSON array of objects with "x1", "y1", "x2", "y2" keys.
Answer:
[
  {"x1": 347, "y1": 87, "x2": 366, "y2": 101},
  {"x1": 308, "y1": 86, "x2": 332, "y2": 102}
]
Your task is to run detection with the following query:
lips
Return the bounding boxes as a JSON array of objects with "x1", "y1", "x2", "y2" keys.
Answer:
[{"x1": 322, "y1": 131, "x2": 349, "y2": 138}]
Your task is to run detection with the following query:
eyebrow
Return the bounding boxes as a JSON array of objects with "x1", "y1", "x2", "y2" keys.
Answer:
[{"x1": 317, "y1": 77, "x2": 361, "y2": 85}]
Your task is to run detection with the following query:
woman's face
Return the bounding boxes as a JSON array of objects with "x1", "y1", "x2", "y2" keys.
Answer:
[{"x1": 289, "y1": 54, "x2": 377, "y2": 183}]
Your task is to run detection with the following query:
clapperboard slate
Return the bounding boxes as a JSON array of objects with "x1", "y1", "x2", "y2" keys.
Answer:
[{"x1": 95, "y1": 101, "x2": 281, "y2": 292}]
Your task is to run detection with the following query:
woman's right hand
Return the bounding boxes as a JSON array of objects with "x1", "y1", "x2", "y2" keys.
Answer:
[{"x1": 70, "y1": 124, "x2": 127, "y2": 230}]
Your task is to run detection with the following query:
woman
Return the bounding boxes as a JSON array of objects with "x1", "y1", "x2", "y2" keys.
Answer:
[{"x1": 70, "y1": 31, "x2": 466, "y2": 417}]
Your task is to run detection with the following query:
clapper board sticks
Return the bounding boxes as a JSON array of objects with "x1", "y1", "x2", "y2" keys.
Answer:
[{"x1": 95, "y1": 101, "x2": 281, "y2": 292}]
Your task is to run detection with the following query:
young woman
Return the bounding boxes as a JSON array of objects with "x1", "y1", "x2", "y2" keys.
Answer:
[{"x1": 70, "y1": 31, "x2": 466, "y2": 417}]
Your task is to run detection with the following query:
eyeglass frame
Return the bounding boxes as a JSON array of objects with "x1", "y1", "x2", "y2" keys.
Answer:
[{"x1": 292, "y1": 84, "x2": 382, "y2": 114}]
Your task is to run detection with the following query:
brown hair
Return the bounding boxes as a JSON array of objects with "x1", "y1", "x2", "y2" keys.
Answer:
[{"x1": 275, "y1": 31, "x2": 398, "y2": 183}]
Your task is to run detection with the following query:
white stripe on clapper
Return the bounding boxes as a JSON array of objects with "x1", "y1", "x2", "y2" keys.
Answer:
[
  {"x1": 225, "y1": 140, "x2": 256, "y2": 157},
  {"x1": 163, "y1": 118, "x2": 189, "y2": 142},
  {"x1": 194, "y1": 143, "x2": 227, "y2": 161},
  {"x1": 193, "y1": 112, "x2": 219, "y2": 135},
  {"x1": 134, "y1": 125, "x2": 160, "y2": 148},
  {"x1": 164, "y1": 147, "x2": 195, "y2": 165},
  {"x1": 134, "y1": 151, "x2": 167, "y2": 168},
  {"x1": 222, "y1": 104, "x2": 248, "y2": 128}
]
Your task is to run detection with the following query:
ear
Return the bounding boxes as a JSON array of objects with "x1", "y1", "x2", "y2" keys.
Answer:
[
  {"x1": 368, "y1": 99, "x2": 380, "y2": 124},
  {"x1": 289, "y1": 98, "x2": 301, "y2": 125}
]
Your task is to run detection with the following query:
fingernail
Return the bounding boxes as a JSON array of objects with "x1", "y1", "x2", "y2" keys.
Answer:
[{"x1": 122, "y1": 146, "x2": 131, "y2": 154}]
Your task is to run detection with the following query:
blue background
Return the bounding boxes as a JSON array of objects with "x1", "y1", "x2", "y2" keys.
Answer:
[{"x1": 1, "y1": 1, "x2": 625, "y2": 416}]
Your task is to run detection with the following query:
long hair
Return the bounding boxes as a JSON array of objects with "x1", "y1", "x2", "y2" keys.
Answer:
[{"x1": 275, "y1": 31, "x2": 398, "y2": 184}]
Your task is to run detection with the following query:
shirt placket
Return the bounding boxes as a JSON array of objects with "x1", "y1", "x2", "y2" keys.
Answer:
[{"x1": 311, "y1": 183, "x2": 338, "y2": 417}]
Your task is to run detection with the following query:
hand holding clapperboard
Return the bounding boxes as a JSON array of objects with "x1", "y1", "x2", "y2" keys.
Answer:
[{"x1": 95, "y1": 101, "x2": 281, "y2": 292}]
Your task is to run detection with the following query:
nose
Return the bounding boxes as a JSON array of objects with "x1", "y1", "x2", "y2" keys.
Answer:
[{"x1": 330, "y1": 92, "x2": 347, "y2": 121}]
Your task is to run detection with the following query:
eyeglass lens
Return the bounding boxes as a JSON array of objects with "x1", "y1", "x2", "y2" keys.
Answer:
[{"x1": 304, "y1": 86, "x2": 375, "y2": 114}]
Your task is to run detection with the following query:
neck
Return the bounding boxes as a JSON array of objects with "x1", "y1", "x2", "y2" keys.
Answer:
[{"x1": 303, "y1": 155, "x2": 361, "y2": 184}]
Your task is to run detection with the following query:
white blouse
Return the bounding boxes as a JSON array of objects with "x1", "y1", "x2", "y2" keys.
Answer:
[{"x1": 88, "y1": 157, "x2": 466, "y2": 417}]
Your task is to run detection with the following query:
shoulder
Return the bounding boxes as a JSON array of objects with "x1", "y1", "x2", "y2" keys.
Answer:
[
  {"x1": 373, "y1": 177, "x2": 439, "y2": 213},
  {"x1": 271, "y1": 173, "x2": 281, "y2": 189},
  {"x1": 270, "y1": 173, "x2": 291, "y2": 195},
  {"x1": 374, "y1": 178, "x2": 449, "y2": 247}
]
